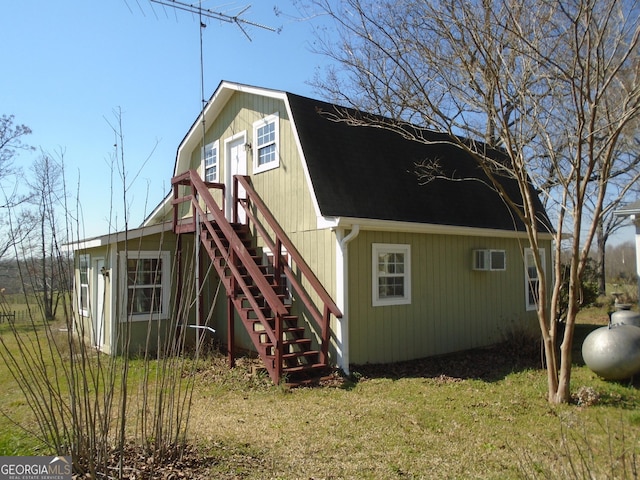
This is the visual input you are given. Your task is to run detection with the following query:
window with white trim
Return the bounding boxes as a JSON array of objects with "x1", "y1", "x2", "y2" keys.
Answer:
[
  {"x1": 78, "y1": 254, "x2": 90, "y2": 317},
  {"x1": 122, "y1": 251, "x2": 171, "y2": 321},
  {"x1": 202, "y1": 140, "x2": 219, "y2": 183},
  {"x1": 252, "y1": 113, "x2": 279, "y2": 173},
  {"x1": 524, "y1": 248, "x2": 545, "y2": 311},
  {"x1": 372, "y1": 243, "x2": 411, "y2": 306}
]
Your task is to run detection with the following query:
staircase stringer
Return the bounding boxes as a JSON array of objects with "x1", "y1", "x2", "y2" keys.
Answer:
[
  {"x1": 172, "y1": 170, "x2": 289, "y2": 383},
  {"x1": 195, "y1": 200, "x2": 286, "y2": 383}
]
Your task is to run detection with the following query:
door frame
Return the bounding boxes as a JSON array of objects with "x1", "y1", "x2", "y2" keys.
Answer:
[
  {"x1": 92, "y1": 257, "x2": 105, "y2": 349},
  {"x1": 224, "y1": 131, "x2": 248, "y2": 222}
]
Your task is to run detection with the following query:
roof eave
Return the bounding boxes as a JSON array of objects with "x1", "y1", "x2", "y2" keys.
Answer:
[{"x1": 319, "y1": 215, "x2": 554, "y2": 240}]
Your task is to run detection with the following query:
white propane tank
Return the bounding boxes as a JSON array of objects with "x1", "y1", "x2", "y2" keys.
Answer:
[
  {"x1": 581, "y1": 324, "x2": 640, "y2": 380},
  {"x1": 610, "y1": 304, "x2": 640, "y2": 327}
]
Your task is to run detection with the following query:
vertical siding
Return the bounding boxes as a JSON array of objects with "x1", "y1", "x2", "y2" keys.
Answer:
[
  {"x1": 180, "y1": 91, "x2": 337, "y2": 351},
  {"x1": 349, "y1": 231, "x2": 549, "y2": 365}
]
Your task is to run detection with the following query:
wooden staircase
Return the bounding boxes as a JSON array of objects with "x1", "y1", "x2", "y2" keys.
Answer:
[{"x1": 171, "y1": 170, "x2": 342, "y2": 386}]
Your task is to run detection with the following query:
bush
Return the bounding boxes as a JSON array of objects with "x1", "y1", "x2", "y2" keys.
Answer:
[{"x1": 557, "y1": 259, "x2": 600, "y2": 321}]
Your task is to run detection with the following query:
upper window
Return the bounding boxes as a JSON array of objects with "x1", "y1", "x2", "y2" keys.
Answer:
[
  {"x1": 122, "y1": 251, "x2": 171, "y2": 321},
  {"x1": 372, "y1": 243, "x2": 411, "y2": 307},
  {"x1": 78, "y1": 254, "x2": 90, "y2": 317},
  {"x1": 524, "y1": 248, "x2": 545, "y2": 311},
  {"x1": 202, "y1": 140, "x2": 219, "y2": 183},
  {"x1": 253, "y1": 113, "x2": 279, "y2": 173}
]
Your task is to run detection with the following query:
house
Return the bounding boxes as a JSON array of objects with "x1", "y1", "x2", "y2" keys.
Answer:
[
  {"x1": 68, "y1": 81, "x2": 553, "y2": 385},
  {"x1": 615, "y1": 200, "x2": 640, "y2": 301}
]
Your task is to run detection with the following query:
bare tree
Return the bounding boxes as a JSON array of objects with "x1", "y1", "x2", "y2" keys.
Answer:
[
  {"x1": 0, "y1": 115, "x2": 34, "y2": 259},
  {"x1": 25, "y1": 151, "x2": 66, "y2": 320},
  {"x1": 304, "y1": 0, "x2": 640, "y2": 403}
]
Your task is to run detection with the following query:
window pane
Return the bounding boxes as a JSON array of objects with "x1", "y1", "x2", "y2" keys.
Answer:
[
  {"x1": 528, "y1": 280, "x2": 539, "y2": 306},
  {"x1": 378, "y1": 253, "x2": 404, "y2": 274},
  {"x1": 126, "y1": 257, "x2": 163, "y2": 315},
  {"x1": 79, "y1": 256, "x2": 89, "y2": 283},
  {"x1": 204, "y1": 144, "x2": 217, "y2": 182},
  {"x1": 128, "y1": 287, "x2": 162, "y2": 314},
  {"x1": 80, "y1": 285, "x2": 89, "y2": 311},
  {"x1": 258, "y1": 143, "x2": 276, "y2": 166},
  {"x1": 379, "y1": 277, "x2": 405, "y2": 298},
  {"x1": 257, "y1": 122, "x2": 275, "y2": 146}
]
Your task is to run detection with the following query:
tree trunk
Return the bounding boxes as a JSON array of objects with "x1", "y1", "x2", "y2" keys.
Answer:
[{"x1": 596, "y1": 219, "x2": 607, "y2": 297}]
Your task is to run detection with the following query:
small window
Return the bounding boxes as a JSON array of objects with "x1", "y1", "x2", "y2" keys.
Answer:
[
  {"x1": 372, "y1": 243, "x2": 411, "y2": 307},
  {"x1": 202, "y1": 140, "x2": 219, "y2": 183},
  {"x1": 253, "y1": 113, "x2": 279, "y2": 173},
  {"x1": 78, "y1": 254, "x2": 90, "y2": 317},
  {"x1": 524, "y1": 248, "x2": 545, "y2": 311},
  {"x1": 473, "y1": 249, "x2": 506, "y2": 271},
  {"x1": 121, "y1": 251, "x2": 171, "y2": 321}
]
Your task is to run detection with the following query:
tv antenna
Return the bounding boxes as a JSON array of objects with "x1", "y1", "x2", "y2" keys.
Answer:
[
  {"x1": 144, "y1": 1, "x2": 276, "y2": 338},
  {"x1": 148, "y1": 0, "x2": 277, "y2": 40}
]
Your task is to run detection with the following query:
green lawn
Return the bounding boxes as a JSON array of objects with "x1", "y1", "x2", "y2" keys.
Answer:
[{"x1": 0, "y1": 308, "x2": 639, "y2": 478}]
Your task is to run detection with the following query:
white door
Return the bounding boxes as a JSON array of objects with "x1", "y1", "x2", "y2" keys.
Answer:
[
  {"x1": 225, "y1": 133, "x2": 247, "y2": 223},
  {"x1": 92, "y1": 258, "x2": 105, "y2": 348}
]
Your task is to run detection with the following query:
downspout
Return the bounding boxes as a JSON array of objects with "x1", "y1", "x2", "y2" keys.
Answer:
[{"x1": 335, "y1": 224, "x2": 360, "y2": 375}]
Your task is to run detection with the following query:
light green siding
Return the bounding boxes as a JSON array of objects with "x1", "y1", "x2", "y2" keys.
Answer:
[
  {"x1": 171, "y1": 88, "x2": 551, "y2": 368},
  {"x1": 348, "y1": 230, "x2": 550, "y2": 365},
  {"x1": 73, "y1": 231, "x2": 182, "y2": 356},
  {"x1": 181, "y1": 91, "x2": 337, "y2": 349}
]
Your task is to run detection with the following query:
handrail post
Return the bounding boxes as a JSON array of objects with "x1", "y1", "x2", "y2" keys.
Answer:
[
  {"x1": 172, "y1": 182, "x2": 178, "y2": 230},
  {"x1": 275, "y1": 312, "x2": 283, "y2": 384},
  {"x1": 274, "y1": 238, "x2": 282, "y2": 290},
  {"x1": 321, "y1": 304, "x2": 330, "y2": 365},
  {"x1": 232, "y1": 175, "x2": 239, "y2": 224}
]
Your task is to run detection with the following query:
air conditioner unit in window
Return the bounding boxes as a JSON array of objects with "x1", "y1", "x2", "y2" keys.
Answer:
[{"x1": 473, "y1": 249, "x2": 506, "y2": 271}]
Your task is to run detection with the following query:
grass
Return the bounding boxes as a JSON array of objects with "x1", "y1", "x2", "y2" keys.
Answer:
[
  {"x1": 185, "y1": 359, "x2": 640, "y2": 479},
  {"x1": 1, "y1": 307, "x2": 639, "y2": 478}
]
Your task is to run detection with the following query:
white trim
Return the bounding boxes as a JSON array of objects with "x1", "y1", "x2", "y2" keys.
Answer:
[
  {"x1": 78, "y1": 253, "x2": 90, "y2": 317},
  {"x1": 320, "y1": 215, "x2": 554, "y2": 240},
  {"x1": 252, "y1": 113, "x2": 280, "y2": 174},
  {"x1": 372, "y1": 243, "x2": 412, "y2": 307},
  {"x1": 524, "y1": 247, "x2": 546, "y2": 311},
  {"x1": 224, "y1": 131, "x2": 248, "y2": 221},
  {"x1": 120, "y1": 250, "x2": 171, "y2": 322},
  {"x1": 335, "y1": 225, "x2": 360, "y2": 374},
  {"x1": 92, "y1": 257, "x2": 106, "y2": 349},
  {"x1": 174, "y1": 82, "x2": 288, "y2": 179},
  {"x1": 63, "y1": 222, "x2": 173, "y2": 251}
]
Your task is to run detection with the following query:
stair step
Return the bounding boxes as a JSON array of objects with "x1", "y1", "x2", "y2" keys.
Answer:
[
  {"x1": 183, "y1": 204, "x2": 327, "y2": 386},
  {"x1": 282, "y1": 362, "x2": 326, "y2": 374}
]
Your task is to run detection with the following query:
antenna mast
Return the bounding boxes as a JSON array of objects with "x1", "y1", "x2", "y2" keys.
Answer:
[{"x1": 146, "y1": 0, "x2": 275, "y2": 345}]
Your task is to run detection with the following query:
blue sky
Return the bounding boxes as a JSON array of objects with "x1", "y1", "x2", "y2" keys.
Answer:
[
  {"x1": 1, "y1": 1, "x2": 329, "y2": 239},
  {"x1": 1, "y1": 1, "x2": 636, "y2": 245}
]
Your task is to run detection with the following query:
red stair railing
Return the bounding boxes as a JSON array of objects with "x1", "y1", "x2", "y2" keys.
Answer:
[
  {"x1": 172, "y1": 170, "x2": 289, "y2": 382},
  {"x1": 233, "y1": 175, "x2": 343, "y2": 366}
]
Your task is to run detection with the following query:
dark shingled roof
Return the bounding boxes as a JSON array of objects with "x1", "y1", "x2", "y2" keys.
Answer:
[{"x1": 287, "y1": 92, "x2": 551, "y2": 233}]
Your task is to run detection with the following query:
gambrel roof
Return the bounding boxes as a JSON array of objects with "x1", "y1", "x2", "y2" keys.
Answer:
[
  {"x1": 147, "y1": 81, "x2": 551, "y2": 234},
  {"x1": 287, "y1": 92, "x2": 551, "y2": 234}
]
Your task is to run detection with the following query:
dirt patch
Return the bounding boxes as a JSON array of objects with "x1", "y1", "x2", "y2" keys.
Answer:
[
  {"x1": 72, "y1": 443, "x2": 266, "y2": 479},
  {"x1": 351, "y1": 340, "x2": 543, "y2": 382}
]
